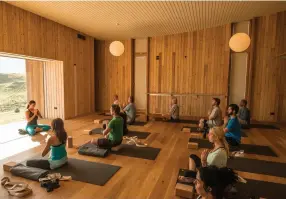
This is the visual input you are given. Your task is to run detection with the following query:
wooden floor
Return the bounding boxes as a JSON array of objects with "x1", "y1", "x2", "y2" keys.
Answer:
[{"x1": 1, "y1": 113, "x2": 286, "y2": 199}]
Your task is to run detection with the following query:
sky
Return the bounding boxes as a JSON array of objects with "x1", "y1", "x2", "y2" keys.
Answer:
[{"x1": 0, "y1": 56, "x2": 26, "y2": 74}]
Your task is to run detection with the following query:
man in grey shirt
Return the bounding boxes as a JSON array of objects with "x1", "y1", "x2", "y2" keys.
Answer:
[
  {"x1": 199, "y1": 98, "x2": 223, "y2": 128},
  {"x1": 238, "y1": 99, "x2": 250, "y2": 125},
  {"x1": 123, "y1": 96, "x2": 136, "y2": 124}
]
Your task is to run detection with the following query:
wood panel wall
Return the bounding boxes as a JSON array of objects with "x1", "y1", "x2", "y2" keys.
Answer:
[
  {"x1": 43, "y1": 61, "x2": 64, "y2": 119},
  {"x1": 251, "y1": 11, "x2": 286, "y2": 122},
  {"x1": 26, "y1": 60, "x2": 45, "y2": 116},
  {"x1": 0, "y1": 2, "x2": 94, "y2": 119},
  {"x1": 94, "y1": 40, "x2": 132, "y2": 111},
  {"x1": 148, "y1": 25, "x2": 231, "y2": 116}
]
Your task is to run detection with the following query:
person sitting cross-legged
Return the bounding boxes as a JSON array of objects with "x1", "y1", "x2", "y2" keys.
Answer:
[{"x1": 91, "y1": 104, "x2": 123, "y2": 148}]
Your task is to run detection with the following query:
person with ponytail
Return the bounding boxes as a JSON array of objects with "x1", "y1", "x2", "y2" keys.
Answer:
[
  {"x1": 26, "y1": 118, "x2": 68, "y2": 170},
  {"x1": 195, "y1": 166, "x2": 238, "y2": 199},
  {"x1": 23, "y1": 100, "x2": 51, "y2": 136},
  {"x1": 189, "y1": 127, "x2": 229, "y2": 171}
]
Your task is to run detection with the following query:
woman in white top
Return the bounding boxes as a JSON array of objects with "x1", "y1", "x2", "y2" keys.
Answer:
[{"x1": 189, "y1": 127, "x2": 229, "y2": 171}]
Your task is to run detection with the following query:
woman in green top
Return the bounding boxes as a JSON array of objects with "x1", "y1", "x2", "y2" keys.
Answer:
[
  {"x1": 91, "y1": 104, "x2": 123, "y2": 148},
  {"x1": 26, "y1": 118, "x2": 68, "y2": 170}
]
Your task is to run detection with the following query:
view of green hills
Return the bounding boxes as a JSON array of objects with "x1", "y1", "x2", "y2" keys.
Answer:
[{"x1": 0, "y1": 73, "x2": 27, "y2": 113}]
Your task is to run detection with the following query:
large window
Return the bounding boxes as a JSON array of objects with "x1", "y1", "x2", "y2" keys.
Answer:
[{"x1": 0, "y1": 56, "x2": 26, "y2": 124}]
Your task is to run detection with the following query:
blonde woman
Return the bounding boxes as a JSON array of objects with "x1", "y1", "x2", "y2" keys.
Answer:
[{"x1": 189, "y1": 127, "x2": 229, "y2": 171}]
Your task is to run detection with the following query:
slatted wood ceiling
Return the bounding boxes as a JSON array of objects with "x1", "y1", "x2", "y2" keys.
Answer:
[
  {"x1": 94, "y1": 40, "x2": 132, "y2": 111},
  {"x1": 148, "y1": 24, "x2": 231, "y2": 116},
  {"x1": 26, "y1": 60, "x2": 45, "y2": 116},
  {"x1": 251, "y1": 11, "x2": 286, "y2": 122},
  {"x1": 6, "y1": 1, "x2": 286, "y2": 40},
  {"x1": 0, "y1": 2, "x2": 95, "y2": 119}
]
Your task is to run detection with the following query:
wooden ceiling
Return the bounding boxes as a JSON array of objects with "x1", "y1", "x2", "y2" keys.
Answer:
[{"x1": 6, "y1": 1, "x2": 286, "y2": 40}]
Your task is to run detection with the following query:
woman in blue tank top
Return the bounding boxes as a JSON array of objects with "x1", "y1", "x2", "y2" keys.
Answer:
[
  {"x1": 26, "y1": 118, "x2": 68, "y2": 170},
  {"x1": 23, "y1": 100, "x2": 51, "y2": 136}
]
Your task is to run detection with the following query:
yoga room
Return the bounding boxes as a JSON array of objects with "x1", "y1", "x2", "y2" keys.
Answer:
[{"x1": 0, "y1": 1, "x2": 286, "y2": 199}]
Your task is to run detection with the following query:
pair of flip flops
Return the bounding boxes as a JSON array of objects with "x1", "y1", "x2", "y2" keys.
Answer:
[
  {"x1": 123, "y1": 136, "x2": 148, "y2": 147},
  {"x1": 39, "y1": 173, "x2": 72, "y2": 182},
  {"x1": 1, "y1": 177, "x2": 32, "y2": 197}
]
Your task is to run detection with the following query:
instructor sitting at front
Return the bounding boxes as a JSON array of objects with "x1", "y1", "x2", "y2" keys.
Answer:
[{"x1": 91, "y1": 104, "x2": 123, "y2": 148}]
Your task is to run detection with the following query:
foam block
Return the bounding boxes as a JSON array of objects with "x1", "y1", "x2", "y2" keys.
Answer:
[
  {"x1": 3, "y1": 162, "x2": 17, "y2": 172},
  {"x1": 111, "y1": 144, "x2": 123, "y2": 152},
  {"x1": 190, "y1": 133, "x2": 203, "y2": 139},
  {"x1": 187, "y1": 142, "x2": 198, "y2": 149},
  {"x1": 182, "y1": 128, "x2": 191, "y2": 133},
  {"x1": 175, "y1": 183, "x2": 194, "y2": 199},
  {"x1": 94, "y1": 119, "x2": 103, "y2": 124}
]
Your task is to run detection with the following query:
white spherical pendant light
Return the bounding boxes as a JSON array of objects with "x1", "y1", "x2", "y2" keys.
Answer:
[
  {"x1": 229, "y1": 33, "x2": 251, "y2": 52},
  {"x1": 109, "y1": 41, "x2": 125, "y2": 56}
]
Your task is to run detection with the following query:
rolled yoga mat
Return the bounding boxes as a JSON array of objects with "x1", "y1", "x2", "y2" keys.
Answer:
[
  {"x1": 10, "y1": 164, "x2": 49, "y2": 181},
  {"x1": 78, "y1": 142, "x2": 109, "y2": 157},
  {"x1": 227, "y1": 157, "x2": 286, "y2": 178},
  {"x1": 188, "y1": 138, "x2": 277, "y2": 157},
  {"x1": 89, "y1": 128, "x2": 150, "y2": 139},
  {"x1": 182, "y1": 126, "x2": 248, "y2": 137}
]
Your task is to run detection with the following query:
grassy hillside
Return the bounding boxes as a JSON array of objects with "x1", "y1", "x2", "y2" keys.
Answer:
[{"x1": 0, "y1": 73, "x2": 27, "y2": 112}]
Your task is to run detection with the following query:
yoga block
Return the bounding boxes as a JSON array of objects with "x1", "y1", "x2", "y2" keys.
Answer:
[
  {"x1": 182, "y1": 128, "x2": 191, "y2": 133},
  {"x1": 187, "y1": 142, "x2": 198, "y2": 149},
  {"x1": 68, "y1": 136, "x2": 73, "y2": 148},
  {"x1": 3, "y1": 162, "x2": 17, "y2": 172},
  {"x1": 190, "y1": 133, "x2": 203, "y2": 139},
  {"x1": 111, "y1": 144, "x2": 123, "y2": 152},
  {"x1": 175, "y1": 183, "x2": 194, "y2": 199},
  {"x1": 94, "y1": 119, "x2": 103, "y2": 124}
]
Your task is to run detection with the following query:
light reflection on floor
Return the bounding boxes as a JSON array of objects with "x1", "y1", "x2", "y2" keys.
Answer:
[{"x1": 0, "y1": 121, "x2": 50, "y2": 160}]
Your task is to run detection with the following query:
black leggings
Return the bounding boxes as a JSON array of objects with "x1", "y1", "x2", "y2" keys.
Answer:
[{"x1": 26, "y1": 159, "x2": 51, "y2": 170}]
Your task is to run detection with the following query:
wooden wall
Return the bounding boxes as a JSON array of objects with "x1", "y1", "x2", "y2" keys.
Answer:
[
  {"x1": 0, "y1": 2, "x2": 94, "y2": 119},
  {"x1": 251, "y1": 11, "x2": 286, "y2": 122},
  {"x1": 43, "y1": 61, "x2": 65, "y2": 119},
  {"x1": 148, "y1": 25, "x2": 231, "y2": 116},
  {"x1": 26, "y1": 60, "x2": 45, "y2": 116},
  {"x1": 94, "y1": 40, "x2": 132, "y2": 111}
]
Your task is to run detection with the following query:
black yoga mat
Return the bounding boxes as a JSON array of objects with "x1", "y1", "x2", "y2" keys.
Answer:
[
  {"x1": 188, "y1": 138, "x2": 277, "y2": 157},
  {"x1": 236, "y1": 179, "x2": 286, "y2": 199},
  {"x1": 111, "y1": 144, "x2": 161, "y2": 160},
  {"x1": 153, "y1": 118, "x2": 197, "y2": 124},
  {"x1": 127, "y1": 131, "x2": 151, "y2": 139},
  {"x1": 89, "y1": 128, "x2": 150, "y2": 139},
  {"x1": 78, "y1": 142, "x2": 109, "y2": 157},
  {"x1": 53, "y1": 158, "x2": 120, "y2": 186},
  {"x1": 23, "y1": 157, "x2": 120, "y2": 185},
  {"x1": 228, "y1": 157, "x2": 286, "y2": 178},
  {"x1": 249, "y1": 123, "x2": 280, "y2": 130},
  {"x1": 130, "y1": 121, "x2": 147, "y2": 126}
]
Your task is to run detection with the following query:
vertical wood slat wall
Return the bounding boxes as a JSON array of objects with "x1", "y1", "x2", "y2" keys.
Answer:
[
  {"x1": 148, "y1": 24, "x2": 231, "y2": 116},
  {"x1": 251, "y1": 11, "x2": 286, "y2": 122},
  {"x1": 44, "y1": 61, "x2": 64, "y2": 119},
  {"x1": 0, "y1": 2, "x2": 95, "y2": 119},
  {"x1": 26, "y1": 60, "x2": 45, "y2": 116},
  {"x1": 94, "y1": 40, "x2": 132, "y2": 111}
]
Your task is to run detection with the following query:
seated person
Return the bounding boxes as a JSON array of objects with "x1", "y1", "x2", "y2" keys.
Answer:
[
  {"x1": 92, "y1": 104, "x2": 123, "y2": 148},
  {"x1": 237, "y1": 99, "x2": 250, "y2": 127},
  {"x1": 224, "y1": 104, "x2": 241, "y2": 147},
  {"x1": 26, "y1": 118, "x2": 68, "y2": 170},
  {"x1": 123, "y1": 96, "x2": 136, "y2": 125},
  {"x1": 113, "y1": 94, "x2": 120, "y2": 105},
  {"x1": 163, "y1": 97, "x2": 179, "y2": 121},
  {"x1": 189, "y1": 127, "x2": 229, "y2": 171},
  {"x1": 195, "y1": 166, "x2": 238, "y2": 199},
  {"x1": 199, "y1": 98, "x2": 223, "y2": 129},
  {"x1": 23, "y1": 100, "x2": 51, "y2": 136}
]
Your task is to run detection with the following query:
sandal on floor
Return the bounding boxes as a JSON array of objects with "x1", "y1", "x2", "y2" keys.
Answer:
[
  {"x1": 18, "y1": 129, "x2": 27, "y2": 135},
  {"x1": 39, "y1": 173, "x2": 62, "y2": 182},
  {"x1": 1, "y1": 177, "x2": 32, "y2": 197},
  {"x1": 123, "y1": 136, "x2": 148, "y2": 147}
]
